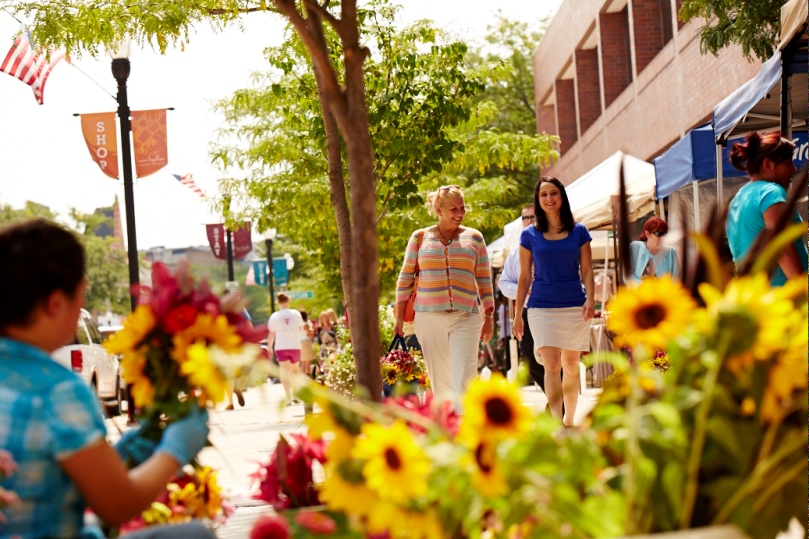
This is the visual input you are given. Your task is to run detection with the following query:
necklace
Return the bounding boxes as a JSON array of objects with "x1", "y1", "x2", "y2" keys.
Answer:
[{"x1": 436, "y1": 226, "x2": 457, "y2": 245}]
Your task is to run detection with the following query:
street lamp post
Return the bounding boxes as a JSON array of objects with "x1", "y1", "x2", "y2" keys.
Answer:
[
  {"x1": 263, "y1": 229, "x2": 277, "y2": 313},
  {"x1": 109, "y1": 40, "x2": 139, "y2": 313}
]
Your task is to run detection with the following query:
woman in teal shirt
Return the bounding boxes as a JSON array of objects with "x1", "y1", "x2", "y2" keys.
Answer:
[
  {"x1": 726, "y1": 131, "x2": 807, "y2": 286},
  {"x1": 628, "y1": 217, "x2": 680, "y2": 282}
]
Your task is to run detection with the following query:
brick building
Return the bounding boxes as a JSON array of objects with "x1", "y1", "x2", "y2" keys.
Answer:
[{"x1": 534, "y1": 0, "x2": 763, "y2": 184}]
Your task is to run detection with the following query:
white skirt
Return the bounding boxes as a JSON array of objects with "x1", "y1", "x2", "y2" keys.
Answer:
[{"x1": 527, "y1": 307, "x2": 590, "y2": 352}]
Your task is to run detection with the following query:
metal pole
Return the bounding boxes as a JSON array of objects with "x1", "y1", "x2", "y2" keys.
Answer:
[
  {"x1": 266, "y1": 238, "x2": 275, "y2": 313},
  {"x1": 226, "y1": 229, "x2": 235, "y2": 282},
  {"x1": 112, "y1": 58, "x2": 138, "y2": 313}
]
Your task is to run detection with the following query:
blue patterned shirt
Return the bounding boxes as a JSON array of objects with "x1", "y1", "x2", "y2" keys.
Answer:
[{"x1": 0, "y1": 337, "x2": 106, "y2": 539}]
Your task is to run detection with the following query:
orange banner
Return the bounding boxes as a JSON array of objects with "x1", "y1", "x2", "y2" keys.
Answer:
[
  {"x1": 80, "y1": 112, "x2": 118, "y2": 179},
  {"x1": 132, "y1": 109, "x2": 168, "y2": 178}
]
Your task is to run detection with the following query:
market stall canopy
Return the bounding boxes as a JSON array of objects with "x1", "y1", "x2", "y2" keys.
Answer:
[
  {"x1": 779, "y1": 0, "x2": 808, "y2": 50},
  {"x1": 654, "y1": 126, "x2": 808, "y2": 199},
  {"x1": 567, "y1": 151, "x2": 657, "y2": 230}
]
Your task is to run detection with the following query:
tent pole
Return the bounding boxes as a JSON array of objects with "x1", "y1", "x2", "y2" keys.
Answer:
[
  {"x1": 716, "y1": 143, "x2": 724, "y2": 208},
  {"x1": 693, "y1": 181, "x2": 700, "y2": 230},
  {"x1": 780, "y1": 53, "x2": 792, "y2": 138},
  {"x1": 660, "y1": 198, "x2": 666, "y2": 222}
]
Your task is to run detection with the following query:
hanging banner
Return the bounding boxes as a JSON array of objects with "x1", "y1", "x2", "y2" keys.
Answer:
[
  {"x1": 80, "y1": 112, "x2": 118, "y2": 179},
  {"x1": 206, "y1": 222, "x2": 252, "y2": 260},
  {"x1": 131, "y1": 109, "x2": 168, "y2": 178},
  {"x1": 233, "y1": 222, "x2": 252, "y2": 259},
  {"x1": 206, "y1": 224, "x2": 226, "y2": 260}
]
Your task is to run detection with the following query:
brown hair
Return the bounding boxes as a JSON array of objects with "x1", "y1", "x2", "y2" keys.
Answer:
[
  {"x1": 638, "y1": 216, "x2": 669, "y2": 241},
  {"x1": 729, "y1": 131, "x2": 795, "y2": 174},
  {"x1": 276, "y1": 292, "x2": 290, "y2": 303},
  {"x1": 425, "y1": 185, "x2": 464, "y2": 217}
]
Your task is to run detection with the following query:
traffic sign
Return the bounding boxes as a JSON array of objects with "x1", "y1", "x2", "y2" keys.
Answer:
[{"x1": 287, "y1": 291, "x2": 313, "y2": 300}]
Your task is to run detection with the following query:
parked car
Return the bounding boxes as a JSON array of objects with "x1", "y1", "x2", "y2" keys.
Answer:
[{"x1": 52, "y1": 309, "x2": 125, "y2": 416}]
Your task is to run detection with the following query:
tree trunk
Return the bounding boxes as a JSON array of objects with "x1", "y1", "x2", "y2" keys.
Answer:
[
  {"x1": 312, "y1": 65, "x2": 353, "y2": 319},
  {"x1": 274, "y1": 0, "x2": 382, "y2": 401}
]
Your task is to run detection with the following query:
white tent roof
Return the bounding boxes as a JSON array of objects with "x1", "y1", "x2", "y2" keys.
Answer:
[
  {"x1": 566, "y1": 151, "x2": 657, "y2": 230},
  {"x1": 779, "y1": 0, "x2": 808, "y2": 50}
]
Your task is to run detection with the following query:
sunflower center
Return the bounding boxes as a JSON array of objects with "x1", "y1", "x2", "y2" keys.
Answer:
[
  {"x1": 384, "y1": 447, "x2": 401, "y2": 470},
  {"x1": 474, "y1": 443, "x2": 492, "y2": 473},
  {"x1": 634, "y1": 304, "x2": 666, "y2": 329},
  {"x1": 484, "y1": 397, "x2": 513, "y2": 425}
]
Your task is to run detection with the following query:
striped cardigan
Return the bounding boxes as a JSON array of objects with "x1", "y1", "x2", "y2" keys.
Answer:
[{"x1": 396, "y1": 227, "x2": 495, "y2": 314}]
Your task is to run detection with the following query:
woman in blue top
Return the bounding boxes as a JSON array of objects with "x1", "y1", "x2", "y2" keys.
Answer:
[
  {"x1": 627, "y1": 217, "x2": 681, "y2": 282},
  {"x1": 726, "y1": 131, "x2": 807, "y2": 285},
  {"x1": 512, "y1": 177, "x2": 595, "y2": 428}
]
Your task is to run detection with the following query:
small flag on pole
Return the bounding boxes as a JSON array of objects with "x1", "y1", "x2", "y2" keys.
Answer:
[
  {"x1": 172, "y1": 173, "x2": 206, "y2": 199},
  {"x1": 0, "y1": 30, "x2": 66, "y2": 105}
]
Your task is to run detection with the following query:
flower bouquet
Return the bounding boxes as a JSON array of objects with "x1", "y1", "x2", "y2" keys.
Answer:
[
  {"x1": 120, "y1": 466, "x2": 233, "y2": 534},
  {"x1": 105, "y1": 262, "x2": 266, "y2": 446},
  {"x1": 381, "y1": 346, "x2": 426, "y2": 388}
]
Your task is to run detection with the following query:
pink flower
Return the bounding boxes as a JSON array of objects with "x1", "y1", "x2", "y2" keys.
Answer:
[
  {"x1": 250, "y1": 514, "x2": 290, "y2": 539},
  {"x1": 383, "y1": 393, "x2": 460, "y2": 437},
  {"x1": 295, "y1": 510, "x2": 337, "y2": 534},
  {"x1": 252, "y1": 435, "x2": 325, "y2": 510}
]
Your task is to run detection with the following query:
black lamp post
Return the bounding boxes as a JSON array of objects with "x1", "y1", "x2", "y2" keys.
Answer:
[
  {"x1": 263, "y1": 228, "x2": 277, "y2": 313},
  {"x1": 109, "y1": 40, "x2": 139, "y2": 313}
]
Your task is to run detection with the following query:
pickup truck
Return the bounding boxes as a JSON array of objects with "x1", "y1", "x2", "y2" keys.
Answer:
[{"x1": 52, "y1": 309, "x2": 125, "y2": 416}]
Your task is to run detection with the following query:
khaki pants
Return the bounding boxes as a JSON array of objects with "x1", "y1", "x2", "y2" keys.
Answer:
[{"x1": 414, "y1": 311, "x2": 482, "y2": 401}]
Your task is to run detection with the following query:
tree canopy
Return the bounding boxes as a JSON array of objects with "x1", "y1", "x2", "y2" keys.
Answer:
[{"x1": 679, "y1": 0, "x2": 789, "y2": 61}]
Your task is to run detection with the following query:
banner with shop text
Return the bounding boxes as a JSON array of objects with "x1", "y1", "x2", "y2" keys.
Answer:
[
  {"x1": 131, "y1": 109, "x2": 168, "y2": 178},
  {"x1": 80, "y1": 112, "x2": 118, "y2": 179}
]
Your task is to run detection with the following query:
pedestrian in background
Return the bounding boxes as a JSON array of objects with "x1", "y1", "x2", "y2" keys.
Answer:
[
  {"x1": 498, "y1": 204, "x2": 548, "y2": 391},
  {"x1": 394, "y1": 184, "x2": 495, "y2": 400},
  {"x1": 0, "y1": 219, "x2": 211, "y2": 538},
  {"x1": 727, "y1": 131, "x2": 807, "y2": 285},
  {"x1": 512, "y1": 177, "x2": 595, "y2": 428},
  {"x1": 267, "y1": 293, "x2": 305, "y2": 404},
  {"x1": 627, "y1": 217, "x2": 681, "y2": 282}
]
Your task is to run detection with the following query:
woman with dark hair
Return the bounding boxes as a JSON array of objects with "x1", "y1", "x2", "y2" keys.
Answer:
[
  {"x1": 627, "y1": 216, "x2": 681, "y2": 282},
  {"x1": 727, "y1": 131, "x2": 807, "y2": 285},
  {"x1": 0, "y1": 219, "x2": 212, "y2": 538},
  {"x1": 511, "y1": 177, "x2": 594, "y2": 428}
]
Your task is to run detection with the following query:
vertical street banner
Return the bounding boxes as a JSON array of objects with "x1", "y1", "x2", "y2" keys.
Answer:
[
  {"x1": 131, "y1": 109, "x2": 168, "y2": 178},
  {"x1": 80, "y1": 113, "x2": 118, "y2": 179},
  {"x1": 206, "y1": 224, "x2": 226, "y2": 260},
  {"x1": 233, "y1": 222, "x2": 253, "y2": 259},
  {"x1": 252, "y1": 260, "x2": 268, "y2": 286}
]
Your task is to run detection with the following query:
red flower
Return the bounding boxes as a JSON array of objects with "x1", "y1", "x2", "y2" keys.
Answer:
[
  {"x1": 250, "y1": 514, "x2": 290, "y2": 539},
  {"x1": 163, "y1": 304, "x2": 198, "y2": 334},
  {"x1": 382, "y1": 393, "x2": 460, "y2": 437},
  {"x1": 253, "y1": 435, "x2": 325, "y2": 510},
  {"x1": 295, "y1": 510, "x2": 337, "y2": 534}
]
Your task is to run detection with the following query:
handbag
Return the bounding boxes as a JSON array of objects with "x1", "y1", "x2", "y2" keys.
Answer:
[
  {"x1": 403, "y1": 230, "x2": 425, "y2": 323},
  {"x1": 387, "y1": 334, "x2": 407, "y2": 354}
]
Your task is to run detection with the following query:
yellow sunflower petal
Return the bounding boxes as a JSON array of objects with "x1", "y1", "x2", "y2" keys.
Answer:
[{"x1": 460, "y1": 374, "x2": 532, "y2": 444}]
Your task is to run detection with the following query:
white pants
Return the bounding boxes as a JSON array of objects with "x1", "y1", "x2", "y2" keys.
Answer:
[{"x1": 414, "y1": 311, "x2": 482, "y2": 400}]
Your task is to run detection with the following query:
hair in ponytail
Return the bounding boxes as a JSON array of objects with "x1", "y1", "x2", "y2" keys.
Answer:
[{"x1": 730, "y1": 131, "x2": 795, "y2": 174}]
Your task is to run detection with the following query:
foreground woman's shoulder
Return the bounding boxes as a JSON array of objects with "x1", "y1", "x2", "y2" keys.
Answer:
[{"x1": 460, "y1": 226, "x2": 484, "y2": 239}]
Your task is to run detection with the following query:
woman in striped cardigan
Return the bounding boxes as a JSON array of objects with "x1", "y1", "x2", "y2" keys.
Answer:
[{"x1": 394, "y1": 185, "x2": 495, "y2": 400}]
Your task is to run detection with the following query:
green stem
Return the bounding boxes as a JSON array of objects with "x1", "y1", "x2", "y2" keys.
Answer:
[
  {"x1": 624, "y1": 345, "x2": 644, "y2": 534},
  {"x1": 751, "y1": 458, "x2": 806, "y2": 514},
  {"x1": 679, "y1": 336, "x2": 729, "y2": 529}
]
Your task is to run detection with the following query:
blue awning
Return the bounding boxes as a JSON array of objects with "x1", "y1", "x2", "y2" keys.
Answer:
[{"x1": 654, "y1": 126, "x2": 808, "y2": 199}]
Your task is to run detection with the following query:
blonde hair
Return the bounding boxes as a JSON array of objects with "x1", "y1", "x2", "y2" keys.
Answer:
[{"x1": 425, "y1": 185, "x2": 464, "y2": 217}]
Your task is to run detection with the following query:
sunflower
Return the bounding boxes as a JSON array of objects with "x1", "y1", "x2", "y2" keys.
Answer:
[
  {"x1": 698, "y1": 274, "x2": 795, "y2": 369},
  {"x1": 171, "y1": 314, "x2": 242, "y2": 364},
  {"x1": 608, "y1": 276, "x2": 696, "y2": 349},
  {"x1": 119, "y1": 351, "x2": 155, "y2": 408},
  {"x1": 319, "y1": 463, "x2": 379, "y2": 517},
  {"x1": 467, "y1": 439, "x2": 508, "y2": 498},
  {"x1": 366, "y1": 504, "x2": 444, "y2": 539},
  {"x1": 168, "y1": 466, "x2": 223, "y2": 519},
  {"x1": 104, "y1": 305, "x2": 157, "y2": 355},
  {"x1": 761, "y1": 327, "x2": 808, "y2": 423},
  {"x1": 180, "y1": 342, "x2": 229, "y2": 404},
  {"x1": 352, "y1": 420, "x2": 430, "y2": 504},
  {"x1": 460, "y1": 375, "x2": 532, "y2": 444},
  {"x1": 383, "y1": 364, "x2": 400, "y2": 385}
]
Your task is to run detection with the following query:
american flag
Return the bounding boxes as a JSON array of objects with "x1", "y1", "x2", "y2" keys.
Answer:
[
  {"x1": 0, "y1": 31, "x2": 66, "y2": 105},
  {"x1": 172, "y1": 173, "x2": 207, "y2": 199}
]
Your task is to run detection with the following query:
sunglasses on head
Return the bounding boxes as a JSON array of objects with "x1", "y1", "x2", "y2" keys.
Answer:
[
  {"x1": 650, "y1": 231, "x2": 665, "y2": 237},
  {"x1": 522, "y1": 215, "x2": 536, "y2": 222},
  {"x1": 439, "y1": 185, "x2": 461, "y2": 192}
]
